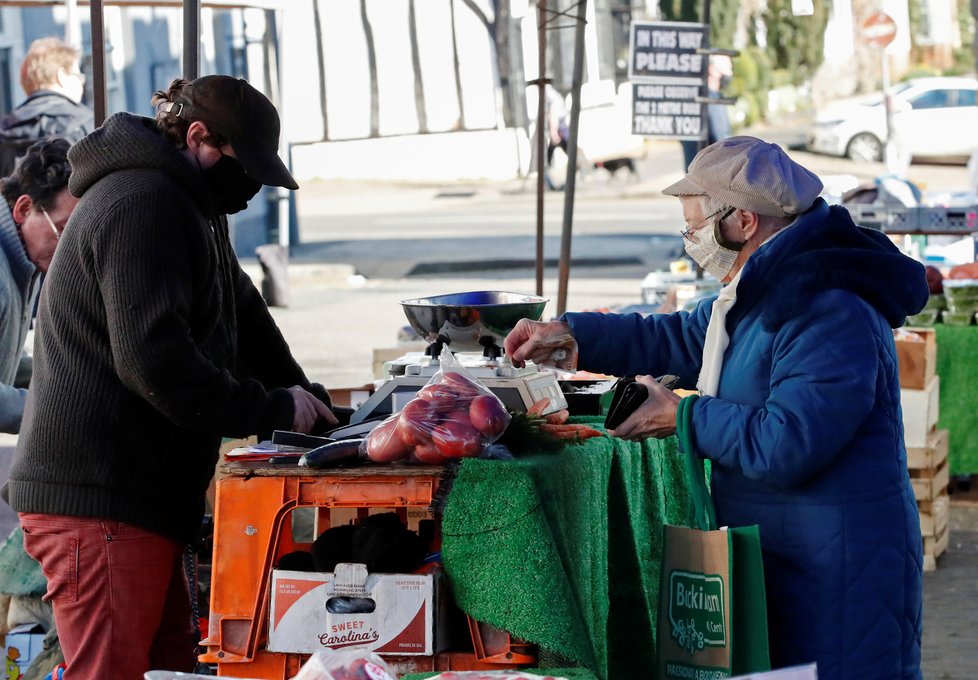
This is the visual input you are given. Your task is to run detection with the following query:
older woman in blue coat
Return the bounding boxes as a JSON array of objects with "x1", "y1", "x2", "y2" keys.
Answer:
[{"x1": 505, "y1": 136, "x2": 927, "y2": 679}]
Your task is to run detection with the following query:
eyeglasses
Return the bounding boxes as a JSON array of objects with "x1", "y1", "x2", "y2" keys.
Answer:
[
  {"x1": 41, "y1": 208, "x2": 61, "y2": 240},
  {"x1": 681, "y1": 207, "x2": 735, "y2": 241}
]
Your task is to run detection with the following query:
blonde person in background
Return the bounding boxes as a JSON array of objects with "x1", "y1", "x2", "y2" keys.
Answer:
[{"x1": 0, "y1": 37, "x2": 94, "y2": 176}]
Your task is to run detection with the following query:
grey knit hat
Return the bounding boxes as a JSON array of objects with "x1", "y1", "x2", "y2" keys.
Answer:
[{"x1": 663, "y1": 136, "x2": 823, "y2": 217}]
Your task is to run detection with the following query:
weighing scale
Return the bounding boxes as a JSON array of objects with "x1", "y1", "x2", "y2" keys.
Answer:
[{"x1": 349, "y1": 291, "x2": 569, "y2": 424}]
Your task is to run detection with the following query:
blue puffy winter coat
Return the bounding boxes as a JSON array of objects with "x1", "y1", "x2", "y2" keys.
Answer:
[{"x1": 566, "y1": 199, "x2": 927, "y2": 680}]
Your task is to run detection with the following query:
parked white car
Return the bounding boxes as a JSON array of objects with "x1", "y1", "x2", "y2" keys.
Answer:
[{"x1": 808, "y1": 76, "x2": 978, "y2": 163}]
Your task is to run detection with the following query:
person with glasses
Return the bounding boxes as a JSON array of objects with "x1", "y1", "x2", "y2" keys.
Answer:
[
  {"x1": 506, "y1": 136, "x2": 928, "y2": 679},
  {"x1": 3, "y1": 76, "x2": 335, "y2": 680},
  {"x1": 0, "y1": 37, "x2": 95, "y2": 176},
  {"x1": 0, "y1": 138, "x2": 75, "y2": 433}
]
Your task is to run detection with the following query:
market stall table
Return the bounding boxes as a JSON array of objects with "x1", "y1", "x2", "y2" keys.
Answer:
[
  {"x1": 202, "y1": 423, "x2": 695, "y2": 679},
  {"x1": 442, "y1": 423, "x2": 694, "y2": 679}
]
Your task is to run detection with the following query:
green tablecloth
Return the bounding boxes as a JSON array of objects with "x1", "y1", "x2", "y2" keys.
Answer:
[
  {"x1": 935, "y1": 325, "x2": 978, "y2": 474},
  {"x1": 441, "y1": 421, "x2": 695, "y2": 680}
]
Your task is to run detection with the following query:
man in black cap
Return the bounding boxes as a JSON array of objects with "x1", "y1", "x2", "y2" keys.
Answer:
[{"x1": 3, "y1": 75, "x2": 335, "y2": 680}]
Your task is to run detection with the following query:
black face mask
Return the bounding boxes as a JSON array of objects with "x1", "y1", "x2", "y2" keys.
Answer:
[{"x1": 201, "y1": 154, "x2": 262, "y2": 215}]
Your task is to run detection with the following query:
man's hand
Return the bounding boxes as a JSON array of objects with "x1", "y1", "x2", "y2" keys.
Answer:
[
  {"x1": 288, "y1": 386, "x2": 338, "y2": 433},
  {"x1": 504, "y1": 319, "x2": 576, "y2": 369},
  {"x1": 609, "y1": 375, "x2": 681, "y2": 441}
]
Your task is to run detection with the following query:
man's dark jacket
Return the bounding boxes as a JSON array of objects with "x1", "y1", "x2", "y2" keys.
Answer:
[
  {"x1": 3, "y1": 112, "x2": 326, "y2": 544},
  {"x1": 0, "y1": 90, "x2": 94, "y2": 175}
]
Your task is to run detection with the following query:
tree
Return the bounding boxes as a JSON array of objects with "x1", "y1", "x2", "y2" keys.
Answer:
[
  {"x1": 658, "y1": 0, "x2": 739, "y2": 47},
  {"x1": 758, "y1": 0, "x2": 830, "y2": 84}
]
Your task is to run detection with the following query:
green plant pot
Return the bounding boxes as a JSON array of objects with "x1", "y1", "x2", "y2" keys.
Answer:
[
  {"x1": 907, "y1": 310, "x2": 938, "y2": 326},
  {"x1": 924, "y1": 294, "x2": 946, "y2": 311},
  {"x1": 942, "y1": 310, "x2": 974, "y2": 326}
]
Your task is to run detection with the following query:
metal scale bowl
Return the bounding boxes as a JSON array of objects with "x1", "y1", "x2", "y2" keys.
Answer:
[{"x1": 401, "y1": 291, "x2": 548, "y2": 358}]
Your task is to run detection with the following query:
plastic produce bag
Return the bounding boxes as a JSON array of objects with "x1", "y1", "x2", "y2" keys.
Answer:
[
  {"x1": 362, "y1": 347, "x2": 511, "y2": 465},
  {"x1": 291, "y1": 648, "x2": 397, "y2": 680}
]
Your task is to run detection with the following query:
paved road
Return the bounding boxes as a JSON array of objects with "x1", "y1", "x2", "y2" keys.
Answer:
[{"x1": 286, "y1": 137, "x2": 969, "y2": 280}]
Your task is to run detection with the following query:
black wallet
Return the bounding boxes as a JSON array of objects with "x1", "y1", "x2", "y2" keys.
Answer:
[{"x1": 604, "y1": 375, "x2": 680, "y2": 430}]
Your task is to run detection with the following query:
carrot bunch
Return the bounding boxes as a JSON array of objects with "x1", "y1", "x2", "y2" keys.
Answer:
[{"x1": 523, "y1": 399, "x2": 604, "y2": 442}]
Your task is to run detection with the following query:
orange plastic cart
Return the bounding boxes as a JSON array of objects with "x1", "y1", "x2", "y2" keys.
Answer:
[{"x1": 200, "y1": 461, "x2": 533, "y2": 678}]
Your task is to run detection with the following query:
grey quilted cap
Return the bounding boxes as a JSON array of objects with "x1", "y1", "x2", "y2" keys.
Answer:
[{"x1": 663, "y1": 136, "x2": 823, "y2": 217}]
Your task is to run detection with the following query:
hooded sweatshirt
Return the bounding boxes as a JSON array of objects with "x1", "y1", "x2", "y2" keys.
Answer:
[{"x1": 3, "y1": 113, "x2": 323, "y2": 544}]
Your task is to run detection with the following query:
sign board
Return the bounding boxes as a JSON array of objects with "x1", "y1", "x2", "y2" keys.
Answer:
[
  {"x1": 862, "y1": 11, "x2": 897, "y2": 49},
  {"x1": 628, "y1": 21, "x2": 707, "y2": 140},
  {"x1": 628, "y1": 21, "x2": 707, "y2": 81},
  {"x1": 632, "y1": 82, "x2": 705, "y2": 140}
]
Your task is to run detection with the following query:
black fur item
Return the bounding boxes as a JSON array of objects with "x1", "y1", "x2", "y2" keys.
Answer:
[{"x1": 311, "y1": 513, "x2": 427, "y2": 574}]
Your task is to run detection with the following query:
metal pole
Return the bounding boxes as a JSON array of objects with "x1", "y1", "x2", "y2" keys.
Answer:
[
  {"x1": 535, "y1": 0, "x2": 547, "y2": 297},
  {"x1": 697, "y1": 0, "x2": 712, "y2": 154},
  {"x1": 556, "y1": 0, "x2": 588, "y2": 316},
  {"x1": 64, "y1": 0, "x2": 80, "y2": 48},
  {"x1": 89, "y1": 0, "x2": 106, "y2": 126},
  {"x1": 184, "y1": 0, "x2": 201, "y2": 80},
  {"x1": 881, "y1": 51, "x2": 894, "y2": 168},
  {"x1": 270, "y1": 10, "x2": 290, "y2": 250}
]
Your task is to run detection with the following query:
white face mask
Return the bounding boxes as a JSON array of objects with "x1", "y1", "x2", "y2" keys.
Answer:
[{"x1": 683, "y1": 212, "x2": 742, "y2": 281}]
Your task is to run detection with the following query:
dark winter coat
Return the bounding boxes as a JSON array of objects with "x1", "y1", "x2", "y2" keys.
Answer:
[
  {"x1": 0, "y1": 90, "x2": 94, "y2": 175},
  {"x1": 566, "y1": 199, "x2": 927, "y2": 679},
  {"x1": 3, "y1": 113, "x2": 326, "y2": 544}
]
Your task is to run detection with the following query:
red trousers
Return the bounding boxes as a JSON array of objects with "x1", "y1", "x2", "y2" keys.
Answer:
[{"x1": 20, "y1": 513, "x2": 197, "y2": 680}]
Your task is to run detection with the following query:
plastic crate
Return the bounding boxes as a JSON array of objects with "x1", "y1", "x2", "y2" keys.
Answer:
[
  {"x1": 845, "y1": 203, "x2": 978, "y2": 234},
  {"x1": 200, "y1": 463, "x2": 534, "y2": 679}
]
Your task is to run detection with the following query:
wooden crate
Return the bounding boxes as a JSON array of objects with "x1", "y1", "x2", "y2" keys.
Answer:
[
  {"x1": 895, "y1": 328, "x2": 937, "y2": 390},
  {"x1": 906, "y1": 428, "x2": 949, "y2": 470},
  {"x1": 901, "y1": 375, "x2": 940, "y2": 448},
  {"x1": 923, "y1": 525, "x2": 949, "y2": 573},
  {"x1": 909, "y1": 459, "x2": 949, "y2": 503},
  {"x1": 919, "y1": 493, "x2": 949, "y2": 538}
]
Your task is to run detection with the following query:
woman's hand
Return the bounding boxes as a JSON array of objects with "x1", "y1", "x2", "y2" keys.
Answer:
[
  {"x1": 609, "y1": 374, "x2": 681, "y2": 441},
  {"x1": 504, "y1": 319, "x2": 576, "y2": 369},
  {"x1": 288, "y1": 386, "x2": 338, "y2": 433}
]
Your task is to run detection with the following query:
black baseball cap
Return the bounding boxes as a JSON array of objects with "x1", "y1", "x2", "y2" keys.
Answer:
[{"x1": 164, "y1": 75, "x2": 298, "y2": 190}]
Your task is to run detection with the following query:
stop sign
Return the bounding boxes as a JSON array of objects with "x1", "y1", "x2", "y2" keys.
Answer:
[{"x1": 862, "y1": 11, "x2": 897, "y2": 49}]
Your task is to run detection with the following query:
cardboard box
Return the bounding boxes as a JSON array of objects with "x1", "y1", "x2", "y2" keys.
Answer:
[
  {"x1": 328, "y1": 384, "x2": 376, "y2": 409},
  {"x1": 4, "y1": 622, "x2": 45, "y2": 675},
  {"x1": 267, "y1": 564, "x2": 449, "y2": 656},
  {"x1": 895, "y1": 328, "x2": 937, "y2": 390},
  {"x1": 900, "y1": 375, "x2": 940, "y2": 448}
]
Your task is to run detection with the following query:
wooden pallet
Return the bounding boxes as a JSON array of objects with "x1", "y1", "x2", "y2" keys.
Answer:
[
  {"x1": 923, "y1": 524, "x2": 949, "y2": 573},
  {"x1": 919, "y1": 493, "x2": 950, "y2": 538},
  {"x1": 906, "y1": 428, "x2": 949, "y2": 471},
  {"x1": 910, "y1": 459, "x2": 949, "y2": 506},
  {"x1": 900, "y1": 376, "x2": 940, "y2": 448}
]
